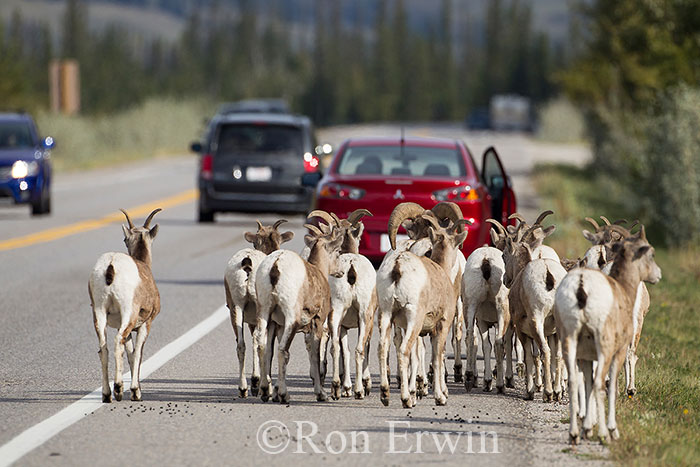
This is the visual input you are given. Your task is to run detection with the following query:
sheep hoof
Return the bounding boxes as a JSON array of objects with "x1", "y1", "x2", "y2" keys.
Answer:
[
  {"x1": 130, "y1": 388, "x2": 142, "y2": 401},
  {"x1": 496, "y1": 385, "x2": 505, "y2": 394},
  {"x1": 543, "y1": 391, "x2": 553, "y2": 402},
  {"x1": 331, "y1": 381, "x2": 341, "y2": 400},
  {"x1": 316, "y1": 391, "x2": 328, "y2": 402},
  {"x1": 342, "y1": 387, "x2": 352, "y2": 398},
  {"x1": 505, "y1": 376, "x2": 515, "y2": 388},
  {"x1": 599, "y1": 433, "x2": 610, "y2": 446},
  {"x1": 535, "y1": 384, "x2": 543, "y2": 393},
  {"x1": 483, "y1": 379, "x2": 493, "y2": 392},
  {"x1": 102, "y1": 393, "x2": 111, "y2": 403},
  {"x1": 354, "y1": 391, "x2": 364, "y2": 400},
  {"x1": 453, "y1": 365, "x2": 463, "y2": 382},
  {"x1": 569, "y1": 432, "x2": 580, "y2": 445},
  {"x1": 584, "y1": 428, "x2": 594, "y2": 440},
  {"x1": 239, "y1": 387, "x2": 248, "y2": 398},
  {"x1": 363, "y1": 378, "x2": 371, "y2": 395},
  {"x1": 113, "y1": 383, "x2": 123, "y2": 401},
  {"x1": 380, "y1": 386, "x2": 390, "y2": 406},
  {"x1": 435, "y1": 396, "x2": 447, "y2": 406},
  {"x1": 250, "y1": 387, "x2": 259, "y2": 397},
  {"x1": 279, "y1": 392, "x2": 289, "y2": 404},
  {"x1": 610, "y1": 427, "x2": 620, "y2": 440},
  {"x1": 401, "y1": 398, "x2": 413, "y2": 409},
  {"x1": 260, "y1": 388, "x2": 270, "y2": 402},
  {"x1": 553, "y1": 391, "x2": 562, "y2": 402},
  {"x1": 251, "y1": 376, "x2": 260, "y2": 395},
  {"x1": 464, "y1": 372, "x2": 475, "y2": 392},
  {"x1": 525, "y1": 390, "x2": 535, "y2": 401},
  {"x1": 627, "y1": 388, "x2": 636, "y2": 397}
]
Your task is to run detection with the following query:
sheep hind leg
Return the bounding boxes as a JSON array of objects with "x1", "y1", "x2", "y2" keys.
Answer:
[
  {"x1": 479, "y1": 320, "x2": 493, "y2": 392},
  {"x1": 523, "y1": 336, "x2": 536, "y2": 400},
  {"x1": 416, "y1": 336, "x2": 428, "y2": 398},
  {"x1": 276, "y1": 324, "x2": 295, "y2": 404},
  {"x1": 607, "y1": 349, "x2": 626, "y2": 440},
  {"x1": 230, "y1": 305, "x2": 248, "y2": 398},
  {"x1": 129, "y1": 325, "x2": 149, "y2": 401},
  {"x1": 249, "y1": 323, "x2": 260, "y2": 396},
  {"x1": 504, "y1": 325, "x2": 515, "y2": 388},
  {"x1": 463, "y1": 303, "x2": 478, "y2": 392},
  {"x1": 340, "y1": 327, "x2": 353, "y2": 397},
  {"x1": 452, "y1": 300, "x2": 464, "y2": 382},
  {"x1": 399, "y1": 322, "x2": 419, "y2": 408},
  {"x1": 562, "y1": 336, "x2": 580, "y2": 444},
  {"x1": 93, "y1": 309, "x2": 111, "y2": 403},
  {"x1": 308, "y1": 322, "x2": 328, "y2": 402},
  {"x1": 378, "y1": 311, "x2": 392, "y2": 406},
  {"x1": 432, "y1": 323, "x2": 450, "y2": 406}
]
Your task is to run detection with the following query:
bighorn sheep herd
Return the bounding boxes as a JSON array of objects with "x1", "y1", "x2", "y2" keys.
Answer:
[{"x1": 90, "y1": 202, "x2": 661, "y2": 446}]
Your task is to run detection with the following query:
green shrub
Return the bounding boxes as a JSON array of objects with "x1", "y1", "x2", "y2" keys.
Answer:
[{"x1": 36, "y1": 97, "x2": 213, "y2": 171}]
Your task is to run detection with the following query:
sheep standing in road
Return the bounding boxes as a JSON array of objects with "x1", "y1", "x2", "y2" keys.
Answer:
[
  {"x1": 224, "y1": 220, "x2": 294, "y2": 398},
  {"x1": 88, "y1": 208, "x2": 162, "y2": 402}
]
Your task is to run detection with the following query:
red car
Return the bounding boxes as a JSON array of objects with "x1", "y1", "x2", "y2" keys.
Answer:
[{"x1": 304, "y1": 136, "x2": 516, "y2": 264}]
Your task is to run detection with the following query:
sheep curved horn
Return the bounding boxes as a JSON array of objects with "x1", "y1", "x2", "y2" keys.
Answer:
[
  {"x1": 120, "y1": 209, "x2": 135, "y2": 229},
  {"x1": 304, "y1": 223, "x2": 323, "y2": 236},
  {"x1": 508, "y1": 212, "x2": 527, "y2": 225},
  {"x1": 388, "y1": 202, "x2": 426, "y2": 250},
  {"x1": 600, "y1": 215, "x2": 612, "y2": 226},
  {"x1": 638, "y1": 224, "x2": 647, "y2": 241},
  {"x1": 347, "y1": 209, "x2": 372, "y2": 226},
  {"x1": 432, "y1": 202, "x2": 464, "y2": 231},
  {"x1": 256, "y1": 220, "x2": 264, "y2": 231},
  {"x1": 143, "y1": 208, "x2": 162, "y2": 228},
  {"x1": 486, "y1": 218, "x2": 507, "y2": 235},
  {"x1": 609, "y1": 225, "x2": 632, "y2": 238},
  {"x1": 613, "y1": 218, "x2": 628, "y2": 225},
  {"x1": 329, "y1": 212, "x2": 343, "y2": 226},
  {"x1": 534, "y1": 210, "x2": 554, "y2": 225},
  {"x1": 450, "y1": 218, "x2": 472, "y2": 234},
  {"x1": 629, "y1": 219, "x2": 640, "y2": 230},
  {"x1": 307, "y1": 210, "x2": 336, "y2": 227},
  {"x1": 272, "y1": 219, "x2": 288, "y2": 230},
  {"x1": 584, "y1": 217, "x2": 601, "y2": 232}
]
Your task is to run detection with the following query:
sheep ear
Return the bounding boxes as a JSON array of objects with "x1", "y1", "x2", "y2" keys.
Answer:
[
  {"x1": 611, "y1": 242, "x2": 624, "y2": 256},
  {"x1": 522, "y1": 242, "x2": 533, "y2": 261},
  {"x1": 244, "y1": 231, "x2": 257, "y2": 244},
  {"x1": 149, "y1": 224, "x2": 159, "y2": 239},
  {"x1": 543, "y1": 225, "x2": 556, "y2": 237},
  {"x1": 582, "y1": 229, "x2": 597, "y2": 244},
  {"x1": 304, "y1": 234, "x2": 316, "y2": 247},
  {"x1": 122, "y1": 225, "x2": 130, "y2": 238},
  {"x1": 352, "y1": 223, "x2": 364, "y2": 238},
  {"x1": 634, "y1": 245, "x2": 650, "y2": 260},
  {"x1": 281, "y1": 231, "x2": 294, "y2": 243}
]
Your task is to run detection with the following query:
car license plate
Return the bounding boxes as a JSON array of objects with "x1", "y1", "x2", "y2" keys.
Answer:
[
  {"x1": 246, "y1": 166, "x2": 272, "y2": 182},
  {"x1": 380, "y1": 233, "x2": 409, "y2": 252}
]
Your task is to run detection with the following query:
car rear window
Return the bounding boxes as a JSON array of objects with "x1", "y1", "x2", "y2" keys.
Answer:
[
  {"x1": 336, "y1": 145, "x2": 466, "y2": 177},
  {"x1": 216, "y1": 124, "x2": 302, "y2": 154},
  {"x1": 0, "y1": 122, "x2": 34, "y2": 149}
]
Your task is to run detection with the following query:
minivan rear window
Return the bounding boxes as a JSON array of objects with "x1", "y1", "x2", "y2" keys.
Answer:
[
  {"x1": 337, "y1": 145, "x2": 466, "y2": 177},
  {"x1": 216, "y1": 124, "x2": 302, "y2": 154}
]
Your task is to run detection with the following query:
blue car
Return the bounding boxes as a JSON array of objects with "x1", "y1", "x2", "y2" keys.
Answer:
[{"x1": 0, "y1": 112, "x2": 54, "y2": 215}]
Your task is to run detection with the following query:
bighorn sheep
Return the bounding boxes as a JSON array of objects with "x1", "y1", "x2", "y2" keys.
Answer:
[
  {"x1": 582, "y1": 216, "x2": 650, "y2": 397},
  {"x1": 306, "y1": 209, "x2": 377, "y2": 400},
  {"x1": 461, "y1": 220, "x2": 512, "y2": 393},
  {"x1": 254, "y1": 217, "x2": 344, "y2": 403},
  {"x1": 377, "y1": 202, "x2": 468, "y2": 407},
  {"x1": 555, "y1": 225, "x2": 661, "y2": 443},
  {"x1": 502, "y1": 215, "x2": 567, "y2": 401},
  {"x1": 224, "y1": 220, "x2": 294, "y2": 397},
  {"x1": 88, "y1": 208, "x2": 162, "y2": 402}
]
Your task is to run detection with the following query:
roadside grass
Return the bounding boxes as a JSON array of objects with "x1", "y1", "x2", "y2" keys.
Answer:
[
  {"x1": 534, "y1": 163, "x2": 700, "y2": 466},
  {"x1": 36, "y1": 97, "x2": 213, "y2": 171},
  {"x1": 536, "y1": 98, "x2": 586, "y2": 143}
]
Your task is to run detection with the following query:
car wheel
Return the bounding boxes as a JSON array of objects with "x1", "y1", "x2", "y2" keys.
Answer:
[
  {"x1": 31, "y1": 187, "x2": 51, "y2": 216},
  {"x1": 198, "y1": 208, "x2": 214, "y2": 223}
]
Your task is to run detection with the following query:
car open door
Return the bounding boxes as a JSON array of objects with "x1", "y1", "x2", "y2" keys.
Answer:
[{"x1": 481, "y1": 146, "x2": 516, "y2": 226}]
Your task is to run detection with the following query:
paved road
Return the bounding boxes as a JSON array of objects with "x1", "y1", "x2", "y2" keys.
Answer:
[{"x1": 0, "y1": 126, "x2": 601, "y2": 466}]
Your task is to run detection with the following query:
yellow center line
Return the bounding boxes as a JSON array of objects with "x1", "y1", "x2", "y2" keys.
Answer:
[{"x1": 0, "y1": 189, "x2": 197, "y2": 252}]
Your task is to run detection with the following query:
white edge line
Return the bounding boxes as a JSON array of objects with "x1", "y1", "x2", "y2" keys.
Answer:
[{"x1": 0, "y1": 305, "x2": 229, "y2": 467}]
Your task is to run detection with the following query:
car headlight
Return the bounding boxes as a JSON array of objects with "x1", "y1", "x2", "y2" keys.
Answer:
[{"x1": 11, "y1": 161, "x2": 39, "y2": 179}]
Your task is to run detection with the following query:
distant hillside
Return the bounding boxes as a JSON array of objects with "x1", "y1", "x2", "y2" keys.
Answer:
[{"x1": 1, "y1": 0, "x2": 573, "y2": 47}]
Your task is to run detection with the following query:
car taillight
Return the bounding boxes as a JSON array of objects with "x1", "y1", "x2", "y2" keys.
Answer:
[
  {"x1": 201, "y1": 154, "x2": 213, "y2": 180},
  {"x1": 432, "y1": 185, "x2": 479, "y2": 202},
  {"x1": 318, "y1": 182, "x2": 365, "y2": 200},
  {"x1": 303, "y1": 152, "x2": 320, "y2": 172}
]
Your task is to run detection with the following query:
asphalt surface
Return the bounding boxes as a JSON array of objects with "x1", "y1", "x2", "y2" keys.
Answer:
[{"x1": 0, "y1": 125, "x2": 603, "y2": 466}]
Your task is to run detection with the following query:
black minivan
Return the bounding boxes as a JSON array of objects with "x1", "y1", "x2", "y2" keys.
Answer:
[{"x1": 191, "y1": 107, "x2": 321, "y2": 222}]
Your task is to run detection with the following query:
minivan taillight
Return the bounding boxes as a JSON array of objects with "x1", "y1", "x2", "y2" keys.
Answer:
[
  {"x1": 201, "y1": 154, "x2": 213, "y2": 180},
  {"x1": 303, "y1": 152, "x2": 320, "y2": 172}
]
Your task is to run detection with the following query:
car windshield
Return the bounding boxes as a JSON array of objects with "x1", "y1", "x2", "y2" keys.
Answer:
[
  {"x1": 0, "y1": 122, "x2": 34, "y2": 149},
  {"x1": 336, "y1": 145, "x2": 466, "y2": 177},
  {"x1": 216, "y1": 124, "x2": 302, "y2": 154}
]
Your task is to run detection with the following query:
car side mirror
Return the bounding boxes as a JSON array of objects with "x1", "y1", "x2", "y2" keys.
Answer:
[
  {"x1": 42, "y1": 136, "x2": 55, "y2": 150},
  {"x1": 190, "y1": 141, "x2": 203, "y2": 153},
  {"x1": 301, "y1": 172, "x2": 322, "y2": 187}
]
